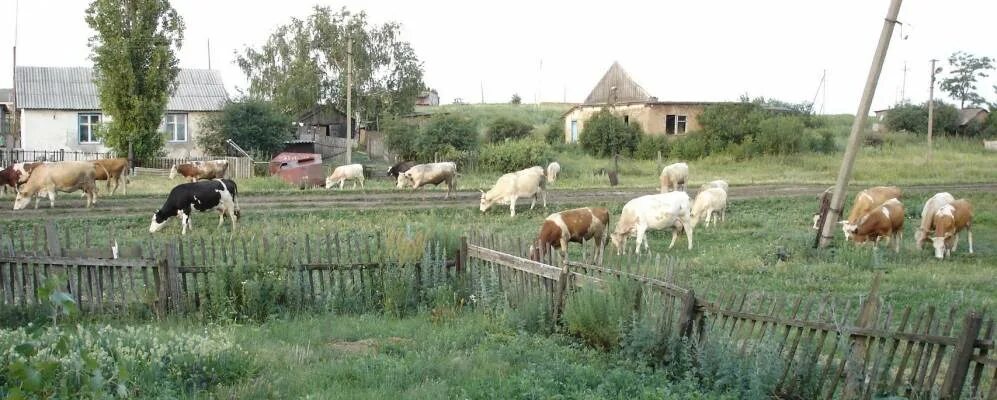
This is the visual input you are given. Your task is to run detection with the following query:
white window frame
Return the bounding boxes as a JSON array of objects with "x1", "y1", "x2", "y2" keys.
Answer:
[
  {"x1": 665, "y1": 114, "x2": 688, "y2": 135},
  {"x1": 162, "y1": 113, "x2": 188, "y2": 142},
  {"x1": 78, "y1": 113, "x2": 102, "y2": 144}
]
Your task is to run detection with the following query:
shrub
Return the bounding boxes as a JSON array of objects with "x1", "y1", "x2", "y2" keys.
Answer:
[
  {"x1": 416, "y1": 114, "x2": 479, "y2": 160},
  {"x1": 983, "y1": 112, "x2": 997, "y2": 138},
  {"x1": 563, "y1": 279, "x2": 640, "y2": 350},
  {"x1": 382, "y1": 118, "x2": 421, "y2": 161},
  {"x1": 807, "y1": 127, "x2": 838, "y2": 153},
  {"x1": 198, "y1": 99, "x2": 294, "y2": 157},
  {"x1": 476, "y1": 138, "x2": 553, "y2": 173},
  {"x1": 486, "y1": 117, "x2": 533, "y2": 143},
  {"x1": 669, "y1": 132, "x2": 711, "y2": 160},
  {"x1": 750, "y1": 116, "x2": 807, "y2": 156},
  {"x1": 884, "y1": 101, "x2": 960, "y2": 135},
  {"x1": 634, "y1": 134, "x2": 670, "y2": 160},
  {"x1": 698, "y1": 102, "x2": 767, "y2": 145},
  {"x1": 544, "y1": 119, "x2": 564, "y2": 145},
  {"x1": 578, "y1": 109, "x2": 640, "y2": 157}
]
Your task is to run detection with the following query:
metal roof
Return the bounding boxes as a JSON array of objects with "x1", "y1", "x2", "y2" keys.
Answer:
[
  {"x1": 14, "y1": 66, "x2": 227, "y2": 111},
  {"x1": 583, "y1": 62, "x2": 652, "y2": 105}
]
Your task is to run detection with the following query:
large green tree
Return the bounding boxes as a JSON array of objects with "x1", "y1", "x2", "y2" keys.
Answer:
[
  {"x1": 939, "y1": 51, "x2": 994, "y2": 109},
  {"x1": 197, "y1": 100, "x2": 294, "y2": 157},
  {"x1": 85, "y1": 0, "x2": 185, "y2": 161},
  {"x1": 237, "y1": 7, "x2": 425, "y2": 129}
]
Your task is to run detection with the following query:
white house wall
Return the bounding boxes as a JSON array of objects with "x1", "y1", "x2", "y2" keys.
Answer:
[{"x1": 19, "y1": 109, "x2": 214, "y2": 157}]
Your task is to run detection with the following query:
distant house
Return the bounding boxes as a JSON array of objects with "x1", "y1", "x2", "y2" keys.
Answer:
[
  {"x1": 561, "y1": 62, "x2": 717, "y2": 143},
  {"x1": 293, "y1": 104, "x2": 356, "y2": 158},
  {"x1": 958, "y1": 108, "x2": 989, "y2": 128},
  {"x1": 415, "y1": 89, "x2": 439, "y2": 106},
  {"x1": 14, "y1": 66, "x2": 227, "y2": 157},
  {"x1": 872, "y1": 109, "x2": 890, "y2": 133}
]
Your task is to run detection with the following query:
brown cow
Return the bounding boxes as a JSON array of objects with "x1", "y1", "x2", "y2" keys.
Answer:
[
  {"x1": 844, "y1": 186, "x2": 902, "y2": 224},
  {"x1": 843, "y1": 198, "x2": 904, "y2": 252},
  {"x1": 14, "y1": 161, "x2": 98, "y2": 209},
  {"x1": 528, "y1": 207, "x2": 610, "y2": 264},
  {"x1": 91, "y1": 158, "x2": 130, "y2": 195},
  {"x1": 931, "y1": 199, "x2": 973, "y2": 259},
  {"x1": 0, "y1": 166, "x2": 20, "y2": 197},
  {"x1": 169, "y1": 160, "x2": 229, "y2": 182}
]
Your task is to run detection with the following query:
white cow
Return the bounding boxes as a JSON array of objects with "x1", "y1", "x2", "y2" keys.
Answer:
[
  {"x1": 691, "y1": 187, "x2": 727, "y2": 228},
  {"x1": 325, "y1": 164, "x2": 365, "y2": 190},
  {"x1": 546, "y1": 161, "x2": 561, "y2": 183},
  {"x1": 915, "y1": 192, "x2": 955, "y2": 249},
  {"x1": 479, "y1": 166, "x2": 547, "y2": 217},
  {"x1": 396, "y1": 162, "x2": 457, "y2": 198},
  {"x1": 610, "y1": 191, "x2": 693, "y2": 254},
  {"x1": 659, "y1": 162, "x2": 689, "y2": 193}
]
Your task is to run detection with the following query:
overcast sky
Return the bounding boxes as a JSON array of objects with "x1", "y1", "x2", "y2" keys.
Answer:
[{"x1": 2, "y1": 0, "x2": 995, "y2": 114}]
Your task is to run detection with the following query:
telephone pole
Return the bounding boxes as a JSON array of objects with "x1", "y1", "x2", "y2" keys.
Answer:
[
  {"x1": 927, "y1": 58, "x2": 938, "y2": 163},
  {"x1": 818, "y1": 0, "x2": 903, "y2": 248},
  {"x1": 345, "y1": 34, "x2": 352, "y2": 165}
]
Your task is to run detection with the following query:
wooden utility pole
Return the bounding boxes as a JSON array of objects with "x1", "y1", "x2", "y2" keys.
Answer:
[
  {"x1": 818, "y1": 0, "x2": 903, "y2": 248},
  {"x1": 345, "y1": 34, "x2": 352, "y2": 165},
  {"x1": 927, "y1": 59, "x2": 938, "y2": 163}
]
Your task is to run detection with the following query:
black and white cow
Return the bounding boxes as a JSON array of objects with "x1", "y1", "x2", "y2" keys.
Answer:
[{"x1": 150, "y1": 179, "x2": 241, "y2": 235}]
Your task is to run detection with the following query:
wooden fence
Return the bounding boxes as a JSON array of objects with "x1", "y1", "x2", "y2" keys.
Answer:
[
  {"x1": 462, "y1": 233, "x2": 996, "y2": 400},
  {"x1": 0, "y1": 148, "x2": 115, "y2": 168},
  {"x1": 137, "y1": 156, "x2": 254, "y2": 179},
  {"x1": 0, "y1": 223, "x2": 456, "y2": 317}
]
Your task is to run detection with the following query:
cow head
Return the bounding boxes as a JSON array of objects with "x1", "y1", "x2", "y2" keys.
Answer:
[
  {"x1": 839, "y1": 220, "x2": 857, "y2": 240},
  {"x1": 396, "y1": 172, "x2": 413, "y2": 188},
  {"x1": 325, "y1": 176, "x2": 336, "y2": 189},
  {"x1": 12, "y1": 191, "x2": 32, "y2": 210},
  {"x1": 478, "y1": 190, "x2": 495, "y2": 213},
  {"x1": 931, "y1": 235, "x2": 949, "y2": 259},
  {"x1": 610, "y1": 231, "x2": 627, "y2": 255},
  {"x1": 149, "y1": 210, "x2": 171, "y2": 233}
]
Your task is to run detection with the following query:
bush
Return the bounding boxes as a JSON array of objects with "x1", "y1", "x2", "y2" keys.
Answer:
[
  {"x1": 486, "y1": 117, "x2": 533, "y2": 143},
  {"x1": 884, "y1": 101, "x2": 960, "y2": 135},
  {"x1": 750, "y1": 116, "x2": 807, "y2": 156},
  {"x1": 198, "y1": 99, "x2": 294, "y2": 157},
  {"x1": 382, "y1": 118, "x2": 421, "y2": 161},
  {"x1": 578, "y1": 109, "x2": 640, "y2": 157},
  {"x1": 634, "y1": 134, "x2": 670, "y2": 160},
  {"x1": 669, "y1": 132, "x2": 711, "y2": 160},
  {"x1": 544, "y1": 119, "x2": 564, "y2": 145},
  {"x1": 416, "y1": 114, "x2": 479, "y2": 160},
  {"x1": 476, "y1": 138, "x2": 553, "y2": 173},
  {"x1": 698, "y1": 102, "x2": 767, "y2": 145},
  {"x1": 983, "y1": 112, "x2": 997, "y2": 138},
  {"x1": 562, "y1": 279, "x2": 640, "y2": 350}
]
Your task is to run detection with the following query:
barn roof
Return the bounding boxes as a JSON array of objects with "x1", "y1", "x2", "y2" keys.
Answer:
[
  {"x1": 583, "y1": 62, "x2": 652, "y2": 105},
  {"x1": 957, "y1": 107, "x2": 988, "y2": 126},
  {"x1": 14, "y1": 66, "x2": 227, "y2": 111}
]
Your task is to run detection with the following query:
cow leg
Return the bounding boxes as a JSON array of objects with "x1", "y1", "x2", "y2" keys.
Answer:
[
  {"x1": 542, "y1": 189, "x2": 547, "y2": 209},
  {"x1": 951, "y1": 234, "x2": 959, "y2": 252},
  {"x1": 668, "y1": 229, "x2": 678, "y2": 250},
  {"x1": 339, "y1": 179, "x2": 345, "y2": 190},
  {"x1": 351, "y1": 180, "x2": 357, "y2": 190},
  {"x1": 217, "y1": 210, "x2": 225, "y2": 228},
  {"x1": 529, "y1": 194, "x2": 536, "y2": 210},
  {"x1": 967, "y1": 228, "x2": 973, "y2": 254},
  {"x1": 559, "y1": 238, "x2": 569, "y2": 264},
  {"x1": 510, "y1": 196, "x2": 518, "y2": 217},
  {"x1": 635, "y1": 225, "x2": 647, "y2": 254},
  {"x1": 48, "y1": 191, "x2": 56, "y2": 209}
]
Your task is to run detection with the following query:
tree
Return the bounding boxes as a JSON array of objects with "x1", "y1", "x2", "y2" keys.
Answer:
[
  {"x1": 197, "y1": 100, "x2": 294, "y2": 156},
  {"x1": 939, "y1": 51, "x2": 994, "y2": 109},
  {"x1": 883, "y1": 101, "x2": 960, "y2": 135},
  {"x1": 510, "y1": 94, "x2": 522, "y2": 105},
  {"x1": 486, "y1": 117, "x2": 532, "y2": 143},
  {"x1": 85, "y1": 0, "x2": 184, "y2": 161},
  {"x1": 578, "y1": 109, "x2": 640, "y2": 157},
  {"x1": 237, "y1": 7, "x2": 425, "y2": 129}
]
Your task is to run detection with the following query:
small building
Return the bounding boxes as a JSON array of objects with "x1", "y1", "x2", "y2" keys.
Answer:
[
  {"x1": 293, "y1": 104, "x2": 355, "y2": 159},
  {"x1": 14, "y1": 66, "x2": 227, "y2": 157},
  {"x1": 958, "y1": 108, "x2": 989, "y2": 128},
  {"x1": 561, "y1": 62, "x2": 716, "y2": 143},
  {"x1": 415, "y1": 89, "x2": 440, "y2": 106},
  {"x1": 872, "y1": 109, "x2": 890, "y2": 133}
]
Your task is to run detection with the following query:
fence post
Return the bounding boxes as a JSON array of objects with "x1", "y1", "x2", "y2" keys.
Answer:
[
  {"x1": 44, "y1": 222, "x2": 62, "y2": 257},
  {"x1": 679, "y1": 289, "x2": 698, "y2": 338},
  {"x1": 552, "y1": 263, "x2": 571, "y2": 327},
  {"x1": 159, "y1": 244, "x2": 183, "y2": 314},
  {"x1": 844, "y1": 274, "x2": 882, "y2": 399},
  {"x1": 458, "y1": 236, "x2": 468, "y2": 274},
  {"x1": 939, "y1": 311, "x2": 983, "y2": 399}
]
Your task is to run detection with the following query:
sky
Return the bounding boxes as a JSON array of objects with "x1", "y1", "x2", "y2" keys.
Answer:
[{"x1": 1, "y1": 0, "x2": 995, "y2": 114}]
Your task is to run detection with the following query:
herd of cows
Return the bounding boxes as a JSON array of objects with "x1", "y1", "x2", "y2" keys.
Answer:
[{"x1": 0, "y1": 157, "x2": 977, "y2": 262}]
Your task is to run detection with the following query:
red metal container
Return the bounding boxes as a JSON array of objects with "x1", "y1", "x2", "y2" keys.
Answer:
[{"x1": 269, "y1": 152, "x2": 327, "y2": 188}]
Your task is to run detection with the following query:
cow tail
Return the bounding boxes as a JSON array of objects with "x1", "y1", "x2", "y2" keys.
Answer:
[
  {"x1": 168, "y1": 164, "x2": 177, "y2": 179},
  {"x1": 96, "y1": 163, "x2": 111, "y2": 190}
]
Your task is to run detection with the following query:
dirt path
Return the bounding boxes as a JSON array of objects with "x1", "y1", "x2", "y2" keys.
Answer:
[{"x1": 2, "y1": 182, "x2": 995, "y2": 221}]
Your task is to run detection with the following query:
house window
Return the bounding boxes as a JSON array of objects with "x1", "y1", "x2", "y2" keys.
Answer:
[
  {"x1": 665, "y1": 114, "x2": 688, "y2": 135},
  {"x1": 162, "y1": 113, "x2": 188, "y2": 142},
  {"x1": 623, "y1": 115, "x2": 629, "y2": 125},
  {"x1": 78, "y1": 113, "x2": 101, "y2": 143},
  {"x1": 570, "y1": 120, "x2": 579, "y2": 142}
]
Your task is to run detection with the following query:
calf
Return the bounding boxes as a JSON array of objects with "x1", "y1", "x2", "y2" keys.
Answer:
[
  {"x1": 0, "y1": 165, "x2": 20, "y2": 196},
  {"x1": 691, "y1": 187, "x2": 727, "y2": 228},
  {"x1": 326, "y1": 164, "x2": 365, "y2": 190},
  {"x1": 611, "y1": 191, "x2": 693, "y2": 255},
  {"x1": 659, "y1": 162, "x2": 689, "y2": 193},
  {"x1": 386, "y1": 161, "x2": 415, "y2": 181},
  {"x1": 915, "y1": 192, "x2": 955, "y2": 249},
  {"x1": 169, "y1": 160, "x2": 229, "y2": 182},
  {"x1": 479, "y1": 166, "x2": 546, "y2": 217},
  {"x1": 930, "y1": 199, "x2": 973, "y2": 259},
  {"x1": 546, "y1": 161, "x2": 561, "y2": 183},
  {"x1": 150, "y1": 179, "x2": 241, "y2": 235},
  {"x1": 843, "y1": 198, "x2": 904, "y2": 252},
  {"x1": 13, "y1": 161, "x2": 98, "y2": 210},
  {"x1": 397, "y1": 162, "x2": 457, "y2": 199},
  {"x1": 91, "y1": 158, "x2": 130, "y2": 195},
  {"x1": 528, "y1": 207, "x2": 609, "y2": 264}
]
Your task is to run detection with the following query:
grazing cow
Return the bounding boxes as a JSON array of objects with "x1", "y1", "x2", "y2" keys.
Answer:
[
  {"x1": 150, "y1": 179, "x2": 241, "y2": 235},
  {"x1": 528, "y1": 207, "x2": 610, "y2": 263},
  {"x1": 812, "y1": 186, "x2": 835, "y2": 229},
  {"x1": 915, "y1": 192, "x2": 955, "y2": 249},
  {"x1": 13, "y1": 161, "x2": 98, "y2": 210},
  {"x1": 843, "y1": 198, "x2": 904, "y2": 252},
  {"x1": 326, "y1": 164, "x2": 365, "y2": 190},
  {"x1": 931, "y1": 199, "x2": 973, "y2": 259},
  {"x1": 659, "y1": 162, "x2": 689, "y2": 193},
  {"x1": 0, "y1": 165, "x2": 21, "y2": 196},
  {"x1": 700, "y1": 180, "x2": 728, "y2": 191},
  {"x1": 843, "y1": 186, "x2": 902, "y2": 225},
  {"x1": 169, "y1": 160, "x2": 229, "y2": 182},
  {"x1": 386, "y1": 161, "x2": 415, "y2": 181},
  {"x1": 691, "y1": 187, "x2": 727, "y2": 228},
  {"x1": 546, "y1": 161, "x2": 561, "y2": 183},
  {"x1": 479, "y1": 166, "x2": 547, "y2": 217},
  {"x1": 91, "y1": 158, "x2": 130, "y2": 196},
  {"x1": 610, "y1": 191, "x2": 693, "y2": 255},
  {"x1": 396, "y1": 162, "x2": 457, "y2": 199}
]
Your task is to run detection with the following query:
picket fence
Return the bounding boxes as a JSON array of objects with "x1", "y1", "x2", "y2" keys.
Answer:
[
  {"x1": 462, "y1": 232, "x2": 996, "y2": 400},
  {"x1": 0, "y1": 149, "x2": 115, "y2": 168}
]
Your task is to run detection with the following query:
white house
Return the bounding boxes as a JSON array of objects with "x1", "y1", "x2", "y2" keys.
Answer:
[{"x1": 14, "y1": 66, "x2": 227, "y2": 157}]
